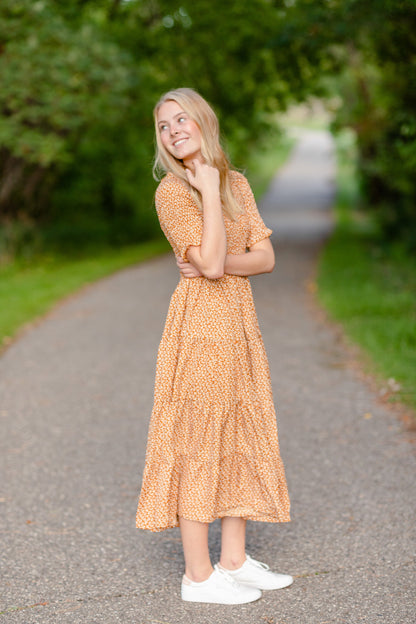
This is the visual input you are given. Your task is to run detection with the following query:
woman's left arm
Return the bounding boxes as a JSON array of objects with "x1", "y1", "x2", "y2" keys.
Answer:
[
  {"x1": 223, "y1": 237, "x2": 275, "y2": 276},
  {"x1": 176, "y1": 237, "x2": 274, "y2": 278}
]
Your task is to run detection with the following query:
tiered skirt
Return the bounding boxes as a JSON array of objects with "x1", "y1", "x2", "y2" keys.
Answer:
[{"x1": 136, "y1": 275, "x2": 290, "y2": 532}]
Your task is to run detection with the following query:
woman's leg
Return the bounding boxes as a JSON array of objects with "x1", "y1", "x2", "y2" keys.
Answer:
[
  {"x1": 179, "y1": 517, "x2": 213, "y2": 582},
  {"x1": 219, "y1": 517, "x2": 247, "y2": 570}
]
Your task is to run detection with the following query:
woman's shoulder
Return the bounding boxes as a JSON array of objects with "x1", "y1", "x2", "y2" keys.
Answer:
[
  {"x1": 155, "y1": 172, "x2": 197, "y2": 217},
  {"x1": 157, "y1": 172, "x2": 188, "y2": 193},
  {"x1": 155, "y1": 172, "x2": 194, "y2": 205},
  {"x1": 228, "y1": 169, "x2": 252, "y2": 193},
  {"x1": 229, "y1": 169, "x2": 248, "y2": 184},
  {"x1": 228, "y1": 170, "x2": 254, "y2": 207}
]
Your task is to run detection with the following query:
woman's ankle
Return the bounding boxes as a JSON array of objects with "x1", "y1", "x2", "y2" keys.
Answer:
[
  {"x1": 218, "y1": 554, "x2": 246, "y2": 571},
  {"x1": 184, "y1": 564, "x2": 214, "y2": 583}
]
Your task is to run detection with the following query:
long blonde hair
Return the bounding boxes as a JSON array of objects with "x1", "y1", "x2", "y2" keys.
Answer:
[{"x1": 153, "y1": 88, "x2": 243, "y2": 221}]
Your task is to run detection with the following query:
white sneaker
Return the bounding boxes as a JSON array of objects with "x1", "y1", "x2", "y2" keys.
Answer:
[
  {"x1": 181, "y1": 564, "x2": 262, "y2": 604},
  {"x1": 219, "y1": 554, "x2": 294, "y2": 590}
]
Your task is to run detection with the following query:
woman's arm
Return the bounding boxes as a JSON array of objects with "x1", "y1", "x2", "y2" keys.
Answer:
[
  {"x1": 185, "y1": 160, "x2": 226, "y2": 279},
  {"x1": 224, "y1": 238, "x2": 275, "y2": 276},
  {"x1": 176, "y1": 237, "x2": 275, "y2": 278}
]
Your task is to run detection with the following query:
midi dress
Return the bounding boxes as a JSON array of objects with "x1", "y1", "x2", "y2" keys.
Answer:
[{"x1": 136, "y1": 170, "x2": 290, "y2": 532}]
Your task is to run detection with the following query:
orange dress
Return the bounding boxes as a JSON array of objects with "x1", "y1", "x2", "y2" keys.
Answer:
[{"x1": 136, "y1": 171, "x2": 290, "y2": 532}]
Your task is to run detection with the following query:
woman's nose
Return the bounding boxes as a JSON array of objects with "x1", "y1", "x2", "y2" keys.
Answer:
[{"x1": 170, "y1": 123, "x2": 179, "y2": 136}]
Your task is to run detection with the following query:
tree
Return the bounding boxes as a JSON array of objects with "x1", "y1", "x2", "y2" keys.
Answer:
[
  {"x1": 320, "y1": 0, "x2": 416, "y2": 246},
  {"x1": 0, "y1": 1, "x2": 135, "y2": 219}
]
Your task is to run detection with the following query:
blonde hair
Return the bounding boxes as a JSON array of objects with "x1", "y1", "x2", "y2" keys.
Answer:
[{"x1": 153, "y1": 88, "x2": 243, "y2": 221}]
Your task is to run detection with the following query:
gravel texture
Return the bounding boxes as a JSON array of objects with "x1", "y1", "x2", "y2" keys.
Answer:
[{"x1": 1, "y1": 130, "x2": 415, "y2": 624}]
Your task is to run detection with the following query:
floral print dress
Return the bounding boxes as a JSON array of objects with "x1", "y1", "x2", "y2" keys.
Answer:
[{"x1": 136, "y1": 171, "x2": 290, "y2": 532}]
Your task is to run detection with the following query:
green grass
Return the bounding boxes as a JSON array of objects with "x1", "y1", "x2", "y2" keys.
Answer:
[
  {"x1": 317, "y1": 129, "x2": 416, "y2": 410},
  {"x1": 0, "y1": 239, "x2": 170, "y2": 349}
]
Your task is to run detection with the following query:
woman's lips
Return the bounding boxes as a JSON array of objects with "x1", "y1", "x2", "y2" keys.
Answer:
[{"x1": 172, "y1": 138, "x2": 188, "y2": 147}]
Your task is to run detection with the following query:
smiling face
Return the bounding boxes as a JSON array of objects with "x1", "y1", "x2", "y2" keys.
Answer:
[{"x1": 157, "y1": 100, "x2": 203, "y2": 167}]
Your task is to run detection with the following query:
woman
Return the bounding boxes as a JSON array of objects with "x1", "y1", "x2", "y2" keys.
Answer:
[{"x1": 136, "y1": 88, "x2": 292, "y2": 605}]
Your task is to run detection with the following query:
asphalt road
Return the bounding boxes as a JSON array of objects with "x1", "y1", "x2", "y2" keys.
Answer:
[{"x1": 1, "y1": 130, "x2": 415, "y2": 624}]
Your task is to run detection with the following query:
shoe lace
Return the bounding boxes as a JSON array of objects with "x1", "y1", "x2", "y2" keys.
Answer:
[
  {"x1": 246, "y1": 554, "x2": 270, "y2": 571},
  {"x1": 215, "y1": 565, "x2": 241, "y2": 588}
]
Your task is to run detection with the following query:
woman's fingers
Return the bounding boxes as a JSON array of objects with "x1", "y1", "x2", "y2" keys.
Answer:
[
  {"x1": 185, "y1": 161, "x2": 219, "y2": 193},
  {"x1": 175, "y1": 255, "x2": 202, "y2": 278},
  {"x1": 176, "y1": 255, "x2": 187, "y2": 269},
  {"x1": 185, "y1": 167, "x2": 195, "y2": 185}
]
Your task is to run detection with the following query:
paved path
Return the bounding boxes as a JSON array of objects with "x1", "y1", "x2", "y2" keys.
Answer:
[{"x1": 1, "y1": 130, "x2": 415, "y2": 624}]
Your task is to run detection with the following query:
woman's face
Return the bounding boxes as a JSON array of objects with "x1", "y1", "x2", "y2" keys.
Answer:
[{"x1": 157, "y1": 100, "x2": 203, "y2": 166}]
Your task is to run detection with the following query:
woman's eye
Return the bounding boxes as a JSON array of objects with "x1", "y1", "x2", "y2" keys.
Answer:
[
  {"x1": 160, "y1": 124, "x2": 168, "y2": 131},
  {"x1": 178, "y1": 116, "x2": 186, "y2": 123}
]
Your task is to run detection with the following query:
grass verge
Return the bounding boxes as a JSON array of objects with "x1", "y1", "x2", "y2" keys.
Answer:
[
  {"x1": 0, "y1": 238, "x2": 170, "y2": 349},
  {"x1": 317, "y1": 129, "x2": 416, "y2": 410}
]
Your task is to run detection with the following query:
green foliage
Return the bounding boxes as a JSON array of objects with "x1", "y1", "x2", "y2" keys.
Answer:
[
  {"x1": 318, "y1": 129, "x2": 416, "y2": 410},
  {"x1": 0, "y1": 1, "x2": 132, "y2": 207},
  {"x1": 112, "y1": 0, "x2": 334, "y2": 163},
  {"x1": 2, "y1": 0, "x2": 330, "y2": 257},
  {"x1": 327, "y1": 0, "x2": 416, "y2": 248},
  {"x1": 0, "y1": 0, "x2": 160, "y2": 253}
]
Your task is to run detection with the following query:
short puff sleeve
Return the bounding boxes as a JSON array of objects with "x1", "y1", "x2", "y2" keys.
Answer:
[
  {"x1": 155, "y1": 174, "x2": 203, "y2": 261},
  {"x1": 237, "y1": 173, "x2": 272, "y2": 248}
]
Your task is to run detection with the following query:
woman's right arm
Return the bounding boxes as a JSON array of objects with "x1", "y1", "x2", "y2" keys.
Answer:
[{"x1": 185, "y1": 160, "x2": 227, "y2": 280}]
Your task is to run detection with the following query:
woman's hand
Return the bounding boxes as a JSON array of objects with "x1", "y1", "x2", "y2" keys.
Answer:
[
  {"x1": 185, "y1": 160, "x2": 220, "y2": 197},
  {"x1": 176, "y1": 255, "x2": 203, "y2": 278}
]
